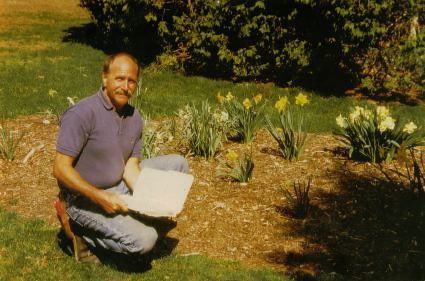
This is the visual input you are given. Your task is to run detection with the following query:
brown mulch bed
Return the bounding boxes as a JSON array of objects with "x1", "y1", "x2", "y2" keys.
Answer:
[{"x1": 1, "y1": 114, "x2": 425, "y2": 279}]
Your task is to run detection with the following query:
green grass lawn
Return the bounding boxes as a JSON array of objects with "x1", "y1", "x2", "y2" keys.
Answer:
[{"x1": 0, "y1": 208, "x2": 291, "y2": 281}]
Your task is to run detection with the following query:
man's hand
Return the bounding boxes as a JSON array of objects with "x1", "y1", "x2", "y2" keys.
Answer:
[
  {"x1": 95, "y1": 191, "x2": 129, "y2": 214},
  {"x1": 53, "y1": 152, "x2": 129, "y2": 215}
]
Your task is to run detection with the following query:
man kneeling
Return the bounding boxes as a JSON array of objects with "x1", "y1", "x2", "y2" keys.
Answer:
[{"x1": 53, "y1": 52, "x2": 188, "y2": 263}]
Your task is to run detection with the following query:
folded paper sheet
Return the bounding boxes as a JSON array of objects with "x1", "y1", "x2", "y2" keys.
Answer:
[{"x1": 120, "y1": 168, "x2": 194, "y2": 217}]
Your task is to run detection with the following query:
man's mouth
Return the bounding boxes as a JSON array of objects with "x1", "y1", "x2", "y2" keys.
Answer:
[{"x1": 115, "y1": 90, "x2": 130, "y2": 97}]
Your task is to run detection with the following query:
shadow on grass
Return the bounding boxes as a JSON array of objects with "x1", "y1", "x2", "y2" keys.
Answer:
[
  {"x1": 57, "y1": 216, "x2": 179, "y2": 273},
  {"x1": 268, "y1": 162, "x2": 425, "y2": 281}
]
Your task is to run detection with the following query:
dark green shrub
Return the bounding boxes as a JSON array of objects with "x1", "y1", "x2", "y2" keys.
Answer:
[
  {"x1": 168, "y1": 0, "x2": 310, "y2": 81},
  {"x1": 325, "y1": 1, "x2": 425, "y2": 97},
  {"x1": 79, "y1": 0, "x2": 424, "y2": 97}
]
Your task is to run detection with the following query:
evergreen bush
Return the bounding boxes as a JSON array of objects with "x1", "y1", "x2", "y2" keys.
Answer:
[{"x1": 80, "y1": 0, "x2": 424, "y2": 97}]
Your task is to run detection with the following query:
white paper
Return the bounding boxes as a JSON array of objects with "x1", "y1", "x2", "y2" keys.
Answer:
[{"x1": 120, "y1": 168, "x2": 194, "y2": 217}]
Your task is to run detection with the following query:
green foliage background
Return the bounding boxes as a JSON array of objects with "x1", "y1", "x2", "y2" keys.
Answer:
[{"x1": 80, "y1": 0, "x2": 424, "y2": 97}]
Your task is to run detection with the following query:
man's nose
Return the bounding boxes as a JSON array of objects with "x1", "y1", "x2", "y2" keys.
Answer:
[{"x1": 121, "y1": 80, "x2": 129, "y2": 91}]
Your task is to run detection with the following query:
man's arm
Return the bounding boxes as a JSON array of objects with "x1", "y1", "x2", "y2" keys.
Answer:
[
  {"x1": 123, "y1": 157, "x2": 141, "y2": 192},
  {"x1": 53, "y1": 152, "x2": 128, "y2": 214}
]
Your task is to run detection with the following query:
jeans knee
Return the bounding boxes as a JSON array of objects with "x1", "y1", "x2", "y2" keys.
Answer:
[{"x1": 125, "y1": 226, "x2": 158, "y2": 255}]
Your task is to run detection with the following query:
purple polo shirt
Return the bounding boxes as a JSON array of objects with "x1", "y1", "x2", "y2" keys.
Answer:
[{"x1": 56, "y1": 90, "x2": 143, "y2": 189}]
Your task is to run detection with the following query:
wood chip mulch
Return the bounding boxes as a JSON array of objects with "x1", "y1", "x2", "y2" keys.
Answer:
[{"x1": 0, "y1": 114, "x2": 419, "y2": 277}]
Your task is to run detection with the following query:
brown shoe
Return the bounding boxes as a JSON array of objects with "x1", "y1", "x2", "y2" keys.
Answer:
[{"x1": 73, "y1": 235, "x2": 101, "y2": 264}]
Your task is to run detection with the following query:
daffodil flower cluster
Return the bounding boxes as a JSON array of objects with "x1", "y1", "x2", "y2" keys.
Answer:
[
  {"x1": 335, "y1": 105, "x2": 423, "y2": 163},
  {"x1": 217, "y1": 149, "x2": 254, "y2": 183},
  {"x1": 337, "y1": 106, "x2": 418, "y2": 135},
  {"x1": 265, "y1": 93, "x2": 310, "y2": 161},
  {"x1": 217, "y1": 91, "x2": 266, "y2": 144},
  {"x1": 216, "y1": 91, "x2": 234, "y2": 104},
  {"x1": 274, "y1": 92, "x2": 309, "y2": 113},
  {"x1": 373, "y1": 106, "x2": 395, "y2": 133}
]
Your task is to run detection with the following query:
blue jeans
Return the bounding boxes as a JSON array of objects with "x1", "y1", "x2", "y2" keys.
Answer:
[{"x1": 66, "y1": 154, "x2": 189, "y2": 255}]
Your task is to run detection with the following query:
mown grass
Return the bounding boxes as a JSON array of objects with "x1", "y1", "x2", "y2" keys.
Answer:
[{"x1": 0, "y1": 208, "x2": 291, "y2": 281}]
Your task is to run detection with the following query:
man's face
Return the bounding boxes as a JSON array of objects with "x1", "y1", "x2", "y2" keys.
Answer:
[{"x1": 102, "y1": 55, "x2": 139, "y2": 111}]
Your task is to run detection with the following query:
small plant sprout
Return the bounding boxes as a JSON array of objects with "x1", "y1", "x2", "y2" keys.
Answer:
[
  {"x1": 405, "y1": 149, "x2": 424, "y2": 193},
  {"x1": 380, "y1": 147, "x2": 425, "y2": 194},
  {"x1": 47, "y1": 89, "x2": 78, "y2": 123},
  {"x1": 0, "y1": 120, "x2": 24, "y2": 161},
  {"x1": 334, "y1": 105, "x2": 424, "y2": 163},
  {"x1": 47, "y1": 89, "x2": 61, "y2": 122},
  {"x1": 281, "y1": 177, "x2": 312, "y2": 218},
  {"x1": 217, "y1": 91, "x2": 266, "y2": 144},
  {"x1": 265, "y1": 95, "x2": 309, "y2": 161},
  {"x1": 217, "y1": 148, "x2": 254, "y2": 184}
]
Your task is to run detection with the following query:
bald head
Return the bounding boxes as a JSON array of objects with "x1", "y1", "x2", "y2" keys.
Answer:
[{"x1": 103, "y1": 52, "x2": 140, "y2": 77}]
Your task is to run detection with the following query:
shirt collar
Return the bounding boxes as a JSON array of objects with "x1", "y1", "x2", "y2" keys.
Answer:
[{"x1": 97, "y1": 89, "x2": 114, "y2": 111}]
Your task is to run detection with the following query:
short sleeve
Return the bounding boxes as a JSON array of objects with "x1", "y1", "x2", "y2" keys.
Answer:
[
  {"x1": 131, "y1": 115, "x2": 144, "y2": 158},
  {"x1": 56, "y1": 108, "x2": 92, "y2": 157}
]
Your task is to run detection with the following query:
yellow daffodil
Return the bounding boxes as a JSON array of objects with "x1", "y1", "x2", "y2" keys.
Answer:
[
  {"x1": 336, "y1": 114, "x2": 348, "y2": 128},
  {"x1": 216, "y1": 92, "x2": 225, "y2": 104},
  {"x1": 276, "y1": 127, "x2": 283, "y2": 134},
  {"x1": 243, "y1": 98, "x2": 252, "y2": 109},
  {"x1": 226, "y1": 92, "x2": 234, "y2": 102},
  {"x1": 48, "y1": 89, "x2": 57, "y2": 98},
  {"x1": 362, "y1": 108, "x2": 372, "y2": 120},
  {"x1": 378, "y1": 116, "x2": 396, "y2": 132},
  {"x1": 376, "y1": 106, "x2": 389, "y2": 120},
  {"x1": 403, "y1": 121, "x2": 417, "y2": 134},
  {"x1": 275, "y1": 96, "x2": 288, "y2": 113},
  {"x1": 295, "y1": 92, "x2": 309, "y2": 106},
  {"x1": 349, "y1": 106, "x2": 364, "y2": 123},
  {"x1": 226, "y1": 149, "x2": 238, "y2": 161},
  {"x1": 253, "y1": 94, "x2": 262, "y2": 105}
]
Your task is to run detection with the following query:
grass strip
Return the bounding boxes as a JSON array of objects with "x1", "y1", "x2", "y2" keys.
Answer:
[{"x1": 0, "y1": 208, "x2": 291, "y2": 281}]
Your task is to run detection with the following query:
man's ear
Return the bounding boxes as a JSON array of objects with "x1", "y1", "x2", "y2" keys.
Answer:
[{"x1": 101, "y1": 72, "x2": 107, "y2": 88}]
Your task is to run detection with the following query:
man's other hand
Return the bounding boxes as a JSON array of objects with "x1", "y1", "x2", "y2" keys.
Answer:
[{"x1": 96, "y1": 191, "x2": 129, "y2": 214}]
